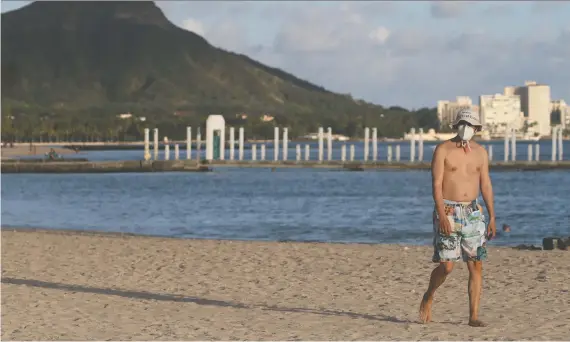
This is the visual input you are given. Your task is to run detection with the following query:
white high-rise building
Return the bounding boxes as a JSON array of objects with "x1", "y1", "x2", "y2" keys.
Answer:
[
  {"x1": 551, "y1": 100, "x2": 570, "y2": 129},
  {"x1": 437, "y1": 96, "x2": 478, "y2": 129},
  {"x1": 506, "y1": 81, "x2": 551, "y2": 136},
  {"x1": 479, "y1": 93, "x2": 523, "y2": 135}
]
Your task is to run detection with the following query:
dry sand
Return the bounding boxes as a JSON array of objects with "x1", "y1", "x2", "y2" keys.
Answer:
[
  {"x1": 1, "y1": 229, "x2": 569, "y2": 341},
  {"x1": 1, "y1": 145, "x2": 73, "y2": 159}
]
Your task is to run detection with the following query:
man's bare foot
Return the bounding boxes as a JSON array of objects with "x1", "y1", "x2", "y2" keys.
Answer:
[
  {"x1": 468, "y1": 320, "x2": 487, "y2": 327},
  {"x1": 419, "y1": 292, "x2": 433, "y2": 323}
]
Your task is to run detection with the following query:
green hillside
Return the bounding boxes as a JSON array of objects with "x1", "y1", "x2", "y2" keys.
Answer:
[{"x1": 1, "y1": 1, "x2": 438, "y2": 141}]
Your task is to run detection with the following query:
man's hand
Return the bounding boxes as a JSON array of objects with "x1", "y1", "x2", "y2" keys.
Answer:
[
  {"x1": 438, "y1": 214, "x2": 453, "y2": 236},
  {"x1": 487, "y1": 217, "x2": 496, "y2": 240}
]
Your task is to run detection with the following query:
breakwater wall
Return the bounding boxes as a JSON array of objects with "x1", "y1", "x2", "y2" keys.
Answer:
[
  {"x1": 1, "y1": 160, "x2": 211, "y2": 173},
  {"x1": 2, "y1": 159, "x2": 569, "y2": 173}
]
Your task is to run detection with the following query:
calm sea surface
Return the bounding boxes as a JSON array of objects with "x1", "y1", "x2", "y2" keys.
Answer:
[{"x1": 2, "y1": 143, "x2": 569, "y2": 247}]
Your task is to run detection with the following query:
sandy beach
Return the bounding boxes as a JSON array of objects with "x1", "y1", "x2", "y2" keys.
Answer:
[{"x1": 1, "y1": 229, "x2": 569, "y2": 340}]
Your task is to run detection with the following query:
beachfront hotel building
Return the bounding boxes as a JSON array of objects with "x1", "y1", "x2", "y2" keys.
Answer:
[
  {"x1": 550, "y1": 99, "x2": 570, "y2": 129},
  {"x1": 479, "y1": 92, "x2": 523, "y2": 135},
  {"x1": 505, "y1": 81, "x2": 551, "y2": 136},
  {"x1": 437, "y1": 96, "x2": 479, "y2": 129}
]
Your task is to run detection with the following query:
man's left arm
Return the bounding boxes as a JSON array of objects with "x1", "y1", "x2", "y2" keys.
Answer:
[{"x1": 480, "y1": 148, "x2": 496, "y2": 239}]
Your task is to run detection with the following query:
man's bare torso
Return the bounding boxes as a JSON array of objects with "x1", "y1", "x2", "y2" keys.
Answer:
[{"x1": 438, "y1": 140, "x2": 485, "y2": 202}]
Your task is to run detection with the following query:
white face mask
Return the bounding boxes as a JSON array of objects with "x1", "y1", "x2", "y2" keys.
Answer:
[{"x1": 457, "y1": 124, "x2": 475, "y2": 141}]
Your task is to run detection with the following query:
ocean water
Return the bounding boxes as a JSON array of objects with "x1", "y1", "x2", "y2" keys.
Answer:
[{"x1": 1, "y1": 156, "x2": 569, "y2": 246}]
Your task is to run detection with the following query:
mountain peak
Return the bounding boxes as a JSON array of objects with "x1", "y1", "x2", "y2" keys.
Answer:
[{"x1": 3, "y1": 1, "x2": 172, "y2": 30}]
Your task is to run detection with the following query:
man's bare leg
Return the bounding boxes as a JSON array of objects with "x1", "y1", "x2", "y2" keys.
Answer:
[
  {"x1": 419, "y1": 261, "x2": 454, "y2": 323},
  {"x1": 466, "y1": 260, "x2": 486, "y2": 327}
]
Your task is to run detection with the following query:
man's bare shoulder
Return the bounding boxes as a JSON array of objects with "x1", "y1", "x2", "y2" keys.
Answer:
[{"x1": 434, "y1": 140, "x2": 455, "y2": 154}]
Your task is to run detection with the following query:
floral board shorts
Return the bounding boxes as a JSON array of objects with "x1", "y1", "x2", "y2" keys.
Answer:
[{"x1": 432, "y1": 199, "x2": 488, "y2": 262}]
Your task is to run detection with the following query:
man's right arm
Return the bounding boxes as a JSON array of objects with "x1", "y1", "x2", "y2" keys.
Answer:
[{"x1": 431, "y1": 144, "x2": 446, "y2": 218}]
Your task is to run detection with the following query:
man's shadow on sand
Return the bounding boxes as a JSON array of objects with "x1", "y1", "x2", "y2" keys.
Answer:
[{"x1": 3, "y1": 277, "x2": 414, "y2": 324}]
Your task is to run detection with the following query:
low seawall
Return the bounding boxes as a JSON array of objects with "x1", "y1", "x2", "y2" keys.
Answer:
[
  {"x1": 1, "y1": 160, "x2": 211, "y2": 173},
  {"x1": 3, "y1": 159, "x2": 569, "y2": 173}
]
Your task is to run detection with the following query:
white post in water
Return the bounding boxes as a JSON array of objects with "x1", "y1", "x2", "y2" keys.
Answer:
[
  {"x1": 396, "y1": 145, "x2": 401, "y2": 162},
  {"x1": 350, "y1": 144, "x2": 355, "y2": 161},
  {"x1": 410, "y1": 128, "x2": 416, "y2": 163},
  {"x1": 274, "y1": 127, "x2": 280, "y2": 161},
  {"x1": 372, "y1": 127, "x2": 378, "y2": 161},
  {"x1": 174, "y1": 144, "x2": 180, "y2": 160},
  {"x1": 186, "y1": 127, "x2": 192, "y2": 160},
  {"x1": 527, "y1": 144, "x2": 533, "y2": 162},
  {"x1": 196, "y1": 128, "x2": 202, "y2": 159},
  {"x1": 558, "y1": 126, "x2": 564, "y2": 161},
  {"x1": 318, "y1": 127, "x2": 324, "y2": 162},
  {"x1": 153, "y1": 128, "x2": 159, "y2": 160},
  {"x1": 164, "y1": 137, "x2": 170, "y2": 161},
  {"x1": 551, "y1": 126, "x2": 557, "y2": 162},
  {"x1": 511, "y1": 128, "x2": 516, "y2": 162},
  {"x1": 387, "y1": 145, "x2": 393, "y2": 162},
  {"x1": 418, "y1": 128, "x2": 424, "y2": 162},
  {"x1": 305, "y1": 144, "x2": 310, "y2": 161},
  {"x1": 283, "y1": 128, "x2": 288, "y2": 161},
  {"x1": 535, "y1": 144, "x2": 540, "y2": 161},
  {"x1": 341, "y1": 145, "x2": 346, "y2": 162},
  {"x1": 363, "y1": 127, "x2": 370, "y2": 161},
  {"x1": 144, "y1": 128, "x2": 150, "y2": 161},
  {"x1": 296, "y1": 144, "x2": 301, "y2": 161},
  {"x1": 327, "y1": 127, "x2": 333, "y2": 161},
  {"x1": 252, "y1": 144, "x2": 257, "y2": 161},
  {"x1": 238, "y1": 127, "x2": 244, "y2": 161},
  {"x1": 488, "y1": 145, "x2": 493, "y2": 161},
  {"x1": 261, "y1": 144, "x2": 266, "y2": 161},
  {"x1": 504, "y1": 129, "x2": 509, "y2": 162},
  {"x1": 229, "y1": 127, "x2": 235, "y2": 161}
]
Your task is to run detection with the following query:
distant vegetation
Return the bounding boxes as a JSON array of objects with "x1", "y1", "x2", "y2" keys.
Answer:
[{"x1": 1, "y1": 1, "x2": 439, "y2": 142}]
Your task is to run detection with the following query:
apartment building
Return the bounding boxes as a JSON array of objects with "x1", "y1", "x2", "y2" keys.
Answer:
[
  {"x1": 437, "y1": 96, "x2": 479, "y2": 129},
  {"x1": 551, "y1": 99, "x2": 570, "y2": 129},
  {"x1": 479, "y1": 93, "x2": 523, "y2": 134},
  {"x1": 505, "y1": 81, "x2": 551, "y2": 136}
]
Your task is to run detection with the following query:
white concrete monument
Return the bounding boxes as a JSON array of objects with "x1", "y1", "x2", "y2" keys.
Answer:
[{"x1": 205, "y1": 115, "x2": 226, "y2": 161}]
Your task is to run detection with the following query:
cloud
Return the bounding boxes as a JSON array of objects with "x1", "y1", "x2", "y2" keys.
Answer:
[
  {"x1": 181, "y1": 18, "x2": 205, "y2": 36},
  {"x1": 430, "y1": 1, "x2": 469, "y2": 18},
  {"x1": 159, "y1": 2, "x2": 570, "y2": 108}
]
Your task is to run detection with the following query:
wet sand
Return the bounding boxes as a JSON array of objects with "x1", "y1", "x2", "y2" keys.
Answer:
[{"x1": 2, "y1": 228, "x2": 569, "y2": 340}]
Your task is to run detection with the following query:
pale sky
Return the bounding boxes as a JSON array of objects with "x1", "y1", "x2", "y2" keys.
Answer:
[{"x1": 2, "y1": 1, "x2": 569, "y2": 109}]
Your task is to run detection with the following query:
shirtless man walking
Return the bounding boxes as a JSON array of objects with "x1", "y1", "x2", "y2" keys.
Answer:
[{"x1": 419, "y1": 109, "x2": 496, "y2": 327}]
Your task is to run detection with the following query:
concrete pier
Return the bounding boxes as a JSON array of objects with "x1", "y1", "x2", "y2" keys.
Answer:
[
  {"x1": 363, "y1": 127, "x2": 370, "y2": 162},
  {"x1": 283, "y1": 128, "x2": 289, "y2": 161},
  {"x1": 410, "y1": 128, "x2": 416, "y2": 163},
  {"x1": 174, "y1": 144, "x2": 180, "y2": 160},
  {"x1": 511, "y1": 128, "x2": 516, "y2": 162},
  {"x1": 552, "y1": 126, "x2": 558, "y2": 161},
  {"x1": 527, "y1": 144, "x2": 533, "y2": 162},
  {"x1": 252, "y1": 144, "x2": 257, "y2": 161},
  {"x1": 350, "y1": 145, "x2": 355, "y2": 161},
  {"x1": 296, "y1": 144, "x2": 301, "y2": 161},
  {"x1": 504, "y1": 130, "x2": 509, "y2": 162},
  {"x1": 488, "y1": 145, "x2": 493, "y2": 161},
  {"x1": 387, "y1": 145, "x2": 393, "y2": 162},
  {"x1": 261, "y1": 144, "x2": 266, "y2": 161},
  {"x1": 372, "y1": 128, "x2": 378, "y2": 161},
  {"x1": 144, "y1": 128, "x2": 150, "y2": 161},
  {"x1": 239, "y1": 127, "x2": 244, "y2": 161},
  {"x1": 318, "y1": 127, "x2": 324, "y2": 162},
  {"x1": 418, "y1": 128, "x2": 424, "y2": 162},
  {"x1": 153, "y1": 128, "x2": 159, "y2": 160},
  {"x1": 558, "y1": 126, "x2": 564, "y2": 161},
  {"x1": 229, "y1": 127, "x2": 235, "y2": 160},
  {"x1": 327, "y1": 127, "x2": 333, "y2": 161},
  {"x1": 535, "y1": 144, "x2": 540, "y2": 162},
  {"x1": 1, "y1": 160, "x2": 211, "y2": 173},
  {"x1": 186, "y1": 127, "x2": 192, "y2": 160},
  {"x1": 395, "y1": 145, "x2": 401, "y2": 162},
  {"x1": 305, "y1": 144, "x2": 310, "y2": 161},
  {"x1": 341, "y1": 145, "x2": 346, "y2": 162},
  {"x1": 274, "y1": 127, "x2": 279, "y2": 161}
]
